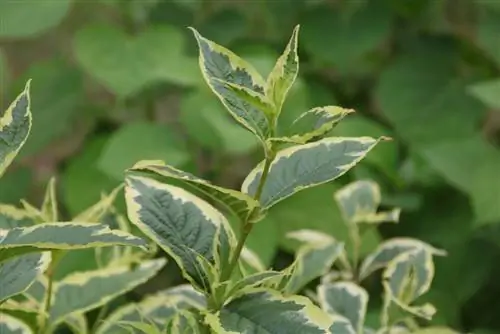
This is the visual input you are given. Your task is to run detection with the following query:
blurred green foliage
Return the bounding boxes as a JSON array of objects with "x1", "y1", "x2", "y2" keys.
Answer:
[{"x1": 1, "y1": 0, "x2": 500, "y2": 332}]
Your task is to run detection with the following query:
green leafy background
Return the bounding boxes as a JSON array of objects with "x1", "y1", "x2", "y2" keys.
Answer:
[{"x1": 1, "y1": 0, "x2": 500, "y2": 332}]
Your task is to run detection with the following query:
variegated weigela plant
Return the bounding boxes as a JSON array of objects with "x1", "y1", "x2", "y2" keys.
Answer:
[{"x1": 0, "y1": 26, "x2": 458, "y2": 334}]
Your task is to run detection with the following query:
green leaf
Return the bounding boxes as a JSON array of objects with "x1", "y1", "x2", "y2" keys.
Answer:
[
  {"x1": 0, "y1": 252, "x2": 51, "y2": 302},
  {"x1": 73, "y1": 24, "x2": 200, "y2": 97},
  {"x1": 477, "y1": 6, "x2": 500, "y2": 66},
  {"x1": 48, "y1": 258, "x2": 166, "y2": 326},
  {"x1": 72, "y1": 185, "x2": 122, "y2": 223},
  {"x1": 468, "y1": 79, "x2": 500, "y2": 110},
  {"x1": 61, "y1": 135, "x2": 120, "y2": 216},
  {"x1": 242, "y1": 136, "x2": 385, "y2": 209},
  {"x1": 205, "y1": 289, "x2": 351, "y2": 333},
  {"x1": 179, "y1": 90, "x2": 259, "y2": 154},
  {"x1": 13, "y1": 59, "x2": 84, "y2": 157},
  {"x1": 0, "y1": 301, "x2": 39, "y2": 332},
  {"x1": 41, "y1": 177, "x2": 58, "y2": 222},
  {"x1": 129, "y1": 160, "x2": 260, "y2": 222},
  {"x1": 96, "y1": 284, "x2": 205, "y2": 334},
  {"x1": 0, "y1": 81, "x2": 32, "y2": 178},
  {"x1": 266, "y1": 25, "x2": 300, "y2": 115},
  {"x1": 375, "y1": 41, "x2": 483, "y2": 147},
  {"x1": 421, "y1": 135, "x2": 500, "y2": 224},
  {"x1": 271, "y1": 106, "x2": 354, "y2": 145},
  {"x1": 217, "y1": 79, "x2": 275, "y2": 118},
  {"x1": 0, "y1": 312, "x2": 33, "y2": 334},
  {"x1": 358, "y1": 238, "x2": 446, "y2": 281},
  {"x1": 189, "y1": 27, "x2": 270, "y2": 142},
  {"x1": 98, "y1": 122, "x2": 191, "y2": 181},
  {"x1": 317, "y1": 282, "x2": 368, "y2": 333},
  {"x1": 283, "y1": 230, "x2": 344, "y2": 294},
  {"x1": 381, "y1": 248, "x2": 437, "y2": 322},
  {"x1": 301, "y1": 1, "x2": 392, "y2": 72},
  {"x1": 412, "y1": 327, "x2": 459, "y2": 334},
  {"x1": 334, "y1": 180, "x2": 400, "y2": 225},
  {"x1": 0, "y1": 50, "x2": 8, "y2": 94},
  {"x1": 0, "y1": 0, "x2": 72, "y2": 38},
  {"x1": 125, "y1": 175, "x2": 236, "y2": 289},
  {"x1": 0, "y1": 222, "x2": 148, "y2": 262}
]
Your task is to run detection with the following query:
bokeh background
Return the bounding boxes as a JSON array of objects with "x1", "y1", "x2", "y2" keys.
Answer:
[{"x1": 1, "y1": 0, "x2": 500, "y2": 333}]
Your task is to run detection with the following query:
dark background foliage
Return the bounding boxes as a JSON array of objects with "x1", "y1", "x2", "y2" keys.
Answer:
[{"x1": 1, "y1": 1, "x2": 499, "y2": 333}]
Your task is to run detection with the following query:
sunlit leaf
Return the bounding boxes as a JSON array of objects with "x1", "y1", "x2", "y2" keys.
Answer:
[
  {"x1": 468, "y1": 79, "x2": 500, "y2": 110},
  {"x1": 40, "y1": 177, "x2": 58, "y2": 222}
]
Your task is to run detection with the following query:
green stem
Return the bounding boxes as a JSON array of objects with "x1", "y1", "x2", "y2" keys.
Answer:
[
  {"x1": 39, "y1": 250, "x2": 63, "y2": 334},
  {"x1": 220, "y1": 153, "x2": 274, "y2": 283},
  {"x1": 349, "y1": 224, "x2": 361, "y2": 281}
]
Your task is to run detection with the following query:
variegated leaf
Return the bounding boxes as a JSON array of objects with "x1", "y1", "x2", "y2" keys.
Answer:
[
  {"x1": 317, "y1": 282, "x2": 368, "y2": 333},
  {"x1": 226, "y1": 271, "x2": 283, "y2": 300},
  {"x1": 96, "y1": 284, "x2": 205, "y2": 334},
  {"x1": 164, "y1": 309, "x2": 206, "y2": 334},
  {"x1": 271, "y1": 107, "x2": 353, "y2": 145},
  {"x1": 129, "y1": 160, "x2": 259, "y2": 222},
  {"x1": 0, "y1": 300, "x2": 39, "y2": 332},
  {"x1": 125, "y1": 176, "x2": 236, "y2": 290},
  {"x1": 266, "y1": 25, "x2": 300, "y2": 116},
  {"x1": 73, "y1": 185, "x2": 123, "y2": 222},
  {"x1": 41, "y1": 177, "x2": 58, "y2": 222},
  {"x1": 358, "y1": 238, "x2": 446, "y2": 281},
  {"x1": 0, "y1": 204, "x2": 35, "y2": 229},
  {"x1": 216, "y1": 80, "x2": 275, "y2": 118},
  {"x1": 48, "y1": 258, "x2": 166, "y2": 326},
  {"x1": 117, "y1": 321, "x2": 163, "y2": 334},
  {"x1": 0, "y1": 252, "x2": 51, "y2": 303},
  {"x1": 242, "y1": 137, "x2": 385, "y2": 209},
  {"x1": 334, "y1": 180, "x2": 401, "y2": 225},
  {"x1": 0, "y1": 80, "x2": 32, "y2": 178},
  {"x1": 0, "y1": 222, "x2": 148, "y2": 263},
  {"x1": 205, "y1": 288, "x2": 351, "y2": 334},
  {"x1": 381, "y1": 248, "x2": 437, "y2": 323},
  {"x1": 0, "y1": 312, "x2": 33, "y2": 334},
  {"x1": 189, "y1": 27, "x2": 270, "y2": 142},
  {"x1": 283, "y1": 231, "x2": 344, "y2": 294}
]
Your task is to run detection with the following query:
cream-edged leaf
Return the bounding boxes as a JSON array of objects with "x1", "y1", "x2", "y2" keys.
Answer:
[
  {"x1": 226, "y1": 271, "x2": 283, "y2": 300},
  {"x1": 0, "y1": 312, "x2": 33, "y2": 334},
  {"x1": 129, "y1": 160, "x2": 259, "y2": 222},
  {"x1": 381, "y1": 248, "x2": 437, "y2": 323},
  {"x1": 242, "y1": 137, "x2": 386, "y2": 209},
  {"x1": 206, "y1": 289, "x2": 348, "y2": 334},
  {"x1": 125, "y1": 176, "x2": 236, "y2": 289},
  {"x1": 95, "y1": 284, "x2": 205, "y2": 334},
  {"x1": 48, "y1": 258, "x2": 166, "y2": 326},
  {"x1": 41, "y1": 177, "x2": 58, "y2": 222},
  {"x1": 271, "y1": 107, "x2": 353, "y2": 145},
  {"x1": 0, "y1": 252, "x2": 51, "y2": 303},
  {"x1": 284, "y1": 231, "x2": 344, "y2": 294},
  {"x1": 266, "y1": 25, "x2": 300, "y2": 115},
  {"x1": 0, "y1": 80, "x2": 32, "y2": 178},
  {"x1": 358, "y1": 238, "x2": 446, "y2": 281},
  {"x1": 216, "y1": 79, "x2": 275, "y2": 118},
  {"x1": 0, "y1": 222, "x2": 148, "y2": 262},
  {"x1": 189, "y1": 27, "x2": 270, "y2": 142},
  {"x1": 317, "y1": 282, "x2": 368, "y2": 333},
  {"x1": 335, "y1": 180, "x2": 400, "y2": 225}
]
